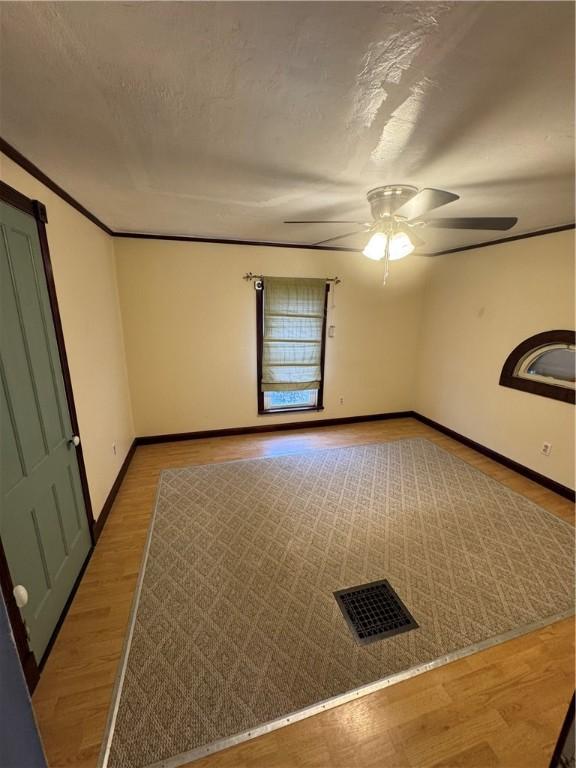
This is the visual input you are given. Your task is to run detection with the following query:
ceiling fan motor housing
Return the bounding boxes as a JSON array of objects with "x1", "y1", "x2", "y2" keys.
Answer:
[{"x1": 367, "y1": 185, "x2": 418, "y2": 220}]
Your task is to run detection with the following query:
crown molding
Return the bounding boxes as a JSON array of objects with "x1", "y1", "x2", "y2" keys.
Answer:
[
  {"x1": 112, "y1": 230, "x2": 360, "y2": 252},
  {"x1": 430, "y1": 223, "x2": 575, "y2": 256},
  {"x1": 2, "y1": 136, "x2": 574, "y2": 255},
  {"x1": 0, "y1": 137, "x2": 113, "y2": 235}
]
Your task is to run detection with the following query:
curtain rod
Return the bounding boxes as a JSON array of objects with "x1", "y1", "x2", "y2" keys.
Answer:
[{"x1": 243, "y1": 272, "x2": 341, "y2": 285}]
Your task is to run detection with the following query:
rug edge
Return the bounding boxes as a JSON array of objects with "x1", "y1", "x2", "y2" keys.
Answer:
[
  {"x1": 97, "y1": 474, "x2": 167, "y2": 768},
  {"x1": 142, "y1": 609, "x2": 574, "y2": 768},
  {"x1": 98, "y1": 437, "x2": 574, "y2": 768}
]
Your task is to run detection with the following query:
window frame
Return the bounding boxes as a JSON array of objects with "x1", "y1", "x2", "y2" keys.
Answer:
[
  {"x1": 499, "y1": 330, "x2": 575, "y2": 404},
  {"x1": 256, "y1": 282, "x2": 329, "y2": 415},
  {"x1": 517, "y1": 344, "x2": 575, "y2": 389}
]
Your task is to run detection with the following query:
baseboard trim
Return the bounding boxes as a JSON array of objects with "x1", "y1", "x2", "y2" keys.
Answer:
[
  {"x1": 94, "y1": 412, "x2": 572, "y2": 547},
  {"x1": 413, "y1": 413, "x2": 575, "y2": 502},
  {"x1": 33, "y1": 440, "x2": 138, "y2": 679},
  {"x1": 93, "y1": 440, "x2": 137, "y2": 541},
  {"x1": 29, "y1": 411, "x2": 572, "y2": 690},
  {"x1": 134, "y1": 411, "x2": 416, "y2": 445},
  {"x1": 38, "y1": 545, "x2": 93, "y2": 673}
]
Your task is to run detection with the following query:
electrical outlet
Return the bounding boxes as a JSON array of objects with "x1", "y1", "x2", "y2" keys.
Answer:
[
  {"x1": 541, "y1": 442, "x2": 552, "y2": 456},
  {"x1": 112, "y1": 442, "x2": 117, "y2": 456},
  {"x1": 339, "y1": 397, "x2": 344, "y2": 405}
]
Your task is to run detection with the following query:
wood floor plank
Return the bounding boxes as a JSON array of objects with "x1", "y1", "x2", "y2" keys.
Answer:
[
  {"x1": 429, "y1": 742, "x2": 500, "y2": 768},
  {"x1": 393, "y1": 700, "x2": 509, "y2": 757},
  {"x1": 32, "y1": 418, "x2": 574, "y2": 768}
]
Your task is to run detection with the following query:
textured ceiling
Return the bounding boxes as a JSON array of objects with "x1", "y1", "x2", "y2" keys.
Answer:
[{"x1": 0, "y1": 1, "x2": 574, "y2": 251}]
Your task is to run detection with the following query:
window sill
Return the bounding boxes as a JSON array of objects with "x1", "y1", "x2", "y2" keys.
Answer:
[
  {"x1": 258, "y1": 406, "x2": 325, "y2": 416},
  {"x1": 499, "y1": 374, "x2": 575, "y2": 404}
]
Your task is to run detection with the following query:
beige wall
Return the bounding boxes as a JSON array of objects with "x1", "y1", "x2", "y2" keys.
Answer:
[
  {"x1": 416, "y1": 229, "x2": 575, "y2": 490},
  {"x1": 1, "y1": 154, "x2": 135, "y2": 519},
  {"x1": 115, "y1": 238, "x2": 430, "y2": 436},
  {"x1": 3, "y1": 150, "x2": 573, "y2": 497}
]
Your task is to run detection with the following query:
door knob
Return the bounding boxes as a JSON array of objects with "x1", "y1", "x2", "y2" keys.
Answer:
[
  {"x1": 13, "y1": 585, "x2": 28, "y2": 608},
  {"x1": 68, "y1": 435, "x2": 80, "y2": 447}
]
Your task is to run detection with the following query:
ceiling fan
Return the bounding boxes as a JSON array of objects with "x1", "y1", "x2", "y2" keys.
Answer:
[{"x1": 284, "y1": 185, "x2": 517, "y2": 281}]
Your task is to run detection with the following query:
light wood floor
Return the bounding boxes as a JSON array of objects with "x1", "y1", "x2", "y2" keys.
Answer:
[{"x1": 32, "y1": 419, "x2": 574, "y2": 768}]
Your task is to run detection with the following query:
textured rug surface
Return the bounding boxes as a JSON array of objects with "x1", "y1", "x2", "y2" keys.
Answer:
[{"x1": 103, "y1": 438, "x2": 574, "y2": 768}]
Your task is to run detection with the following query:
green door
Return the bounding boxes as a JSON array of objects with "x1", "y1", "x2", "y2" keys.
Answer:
[{"x1": 1, "y1": 200, "x2": 92, "y2": 663}]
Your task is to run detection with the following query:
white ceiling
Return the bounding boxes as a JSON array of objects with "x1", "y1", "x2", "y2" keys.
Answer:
[{"x1": 1, "y1": 1, "x2": 574, "y2": 252}]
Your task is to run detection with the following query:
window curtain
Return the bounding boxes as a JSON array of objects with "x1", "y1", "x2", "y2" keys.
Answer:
[{"x1": 261, "y1": 277, "x2": 326, "y2": 391}]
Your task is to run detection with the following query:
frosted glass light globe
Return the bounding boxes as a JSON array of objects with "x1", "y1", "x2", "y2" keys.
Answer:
[{"x1": 362, "y1": 232, "x2": 388, "y2": 260}]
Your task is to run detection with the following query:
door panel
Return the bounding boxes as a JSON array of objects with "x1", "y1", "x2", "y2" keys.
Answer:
[
  {"x1": 10, "y1": 227, "x2": 66, "y2": 450},
  {"x1": 0, "y1": 200, "x2": 91, "y2": 662},
  {"x1": 1, "y1": 373, "x2": 26, "y2": 493},
  {"x1": 1, "y1": 257, "x2": 48, "y2": 469}
]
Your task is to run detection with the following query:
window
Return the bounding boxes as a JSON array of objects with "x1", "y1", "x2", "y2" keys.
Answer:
[
  {"x1": 499, "y1": 330, "x2": 575, "y2": 404},
  {"x1": 520, "y1": 346, "x2": 575, "y2": 386},
  {"x1": 263, "y1": 390, "x2": 317, "y2": 410},
  {"x1": 257, "y1": 277, "x2": 329, "y2": 414}
]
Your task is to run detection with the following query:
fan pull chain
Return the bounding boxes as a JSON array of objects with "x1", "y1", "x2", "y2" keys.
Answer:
[{"x1": 382, "y1": 239, "x2": 390, "y2": 286}]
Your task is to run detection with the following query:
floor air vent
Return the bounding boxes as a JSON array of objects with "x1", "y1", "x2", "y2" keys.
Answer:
[{"x1": 334, "y1": 579, "x2": 418, "y2": 645}]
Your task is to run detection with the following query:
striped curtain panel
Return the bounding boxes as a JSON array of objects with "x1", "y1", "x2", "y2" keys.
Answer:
[{"x1": 261, "y1": 277, "x2": 326, "y2": 391}]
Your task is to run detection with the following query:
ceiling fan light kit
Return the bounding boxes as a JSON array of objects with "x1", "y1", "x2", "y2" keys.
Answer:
[
  {"x1": 388, "y1": 231, "x2": 415, "y2": 260},
  {"x1": 362, "y1": 231, "x2": 415, "y2": 262},
  {"x1": 284, "y1": 184, "x2": 518, "y2": 286},
  {"x1": 362, "y1": 232, "x2": 388, "y2": 261}
]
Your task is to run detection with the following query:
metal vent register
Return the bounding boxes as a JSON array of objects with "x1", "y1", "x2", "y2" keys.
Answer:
[{"x1": 334, "y1": 579, "x2": 418, "y2": 645}]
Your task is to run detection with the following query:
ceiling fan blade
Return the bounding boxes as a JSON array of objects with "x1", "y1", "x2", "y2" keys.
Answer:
[
  {"x1": 314, "y1": 229, "x2": 367, "y2": 246},
  {"x1": 395, "y1": 189, "x2": 459, "y2": 220},
  {"x1": 407, "y1": 230, "x2": 425, "y2": 247},
  {"x1": 423, "y1": 217, "x2": 518, "y2": 230},
  {"x1": 284, "y1": 220, "x2": 369, "y2": 225}
]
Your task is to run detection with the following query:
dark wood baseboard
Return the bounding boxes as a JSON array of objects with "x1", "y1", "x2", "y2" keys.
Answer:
[
  {"x1": 35, "y1": 439, "x2": 137, "y2": 678},
  {"x1": 134, "y1": 411, "x2": 415, "y2": 445},
  {"x1": 413, "y1": 413, "x2": 575, "y2": 502},
  {"x1": 133, "y1": 411, "x2": 574, "y2": 501},
  {"x1": 38, "y1": 547, "x2": 93, "y2": 673},
  {"x1": 23, "y1": 411, "x2": 571, "y2": 690},
  {"x1": 93, "y1": 440, "x2": 137, "y2": 541}
]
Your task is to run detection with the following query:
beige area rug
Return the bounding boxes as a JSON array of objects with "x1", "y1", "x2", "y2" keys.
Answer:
[{"x1": 100, "y1": 438, "x2": 574, "y2": 768}]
